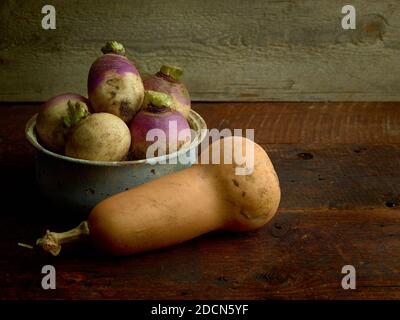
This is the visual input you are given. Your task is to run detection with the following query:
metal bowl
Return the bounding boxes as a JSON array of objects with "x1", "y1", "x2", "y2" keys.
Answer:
[{"x1": 26, "y1": 110, "x2": 207, "y2": 216}]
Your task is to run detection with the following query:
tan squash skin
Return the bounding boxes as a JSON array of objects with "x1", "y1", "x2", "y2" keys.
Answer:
[{"x1": 88, "y1": 136, "x2": 281, "y2": 255}]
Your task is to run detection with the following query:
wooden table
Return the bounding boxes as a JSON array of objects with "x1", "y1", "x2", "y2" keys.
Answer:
[{"x1": 1, "y1": 102, "x2": 400, "y2": 300}]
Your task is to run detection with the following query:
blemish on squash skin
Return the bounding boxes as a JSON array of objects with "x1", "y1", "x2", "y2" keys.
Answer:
[
  {"x1": 240, "y1": 208, "x2": 251, "y2": 219},
  {"x1": 242, "y1": 191, "x2": 246, "y2": 197},
  {"x1": 232, "y1": 179, "x2": 240, "y2": 187}
]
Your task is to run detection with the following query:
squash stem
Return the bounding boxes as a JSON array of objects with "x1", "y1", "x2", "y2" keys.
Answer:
[
  {"x1": 36, "y1": 221, "x2": 90, "y2": 256},
  {"x1": 18, "y1": 242, "x2": 34, "y2": 250}
]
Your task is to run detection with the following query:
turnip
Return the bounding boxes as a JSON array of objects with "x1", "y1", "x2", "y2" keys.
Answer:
[
  {"x1": 36, "y1": 93, "x2": 89, "y2": 153},
  {"x1": 88, "y1": 41, "x2": 144, "y2": 123},
  {"x1": 65, "y1": 113, "x2": 131, "y2": 161},
  {"x1": 143, "y1": 65, "x2": 191, "y2": 118},
  {"x1": 130, "y1": 91, "x2": 191, "y2": 160}
]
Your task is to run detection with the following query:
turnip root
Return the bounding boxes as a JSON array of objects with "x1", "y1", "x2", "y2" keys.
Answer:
[
  {"x1": 88, "y1": 41, "x2": 144, "y2": 122},
  {"x1": 65, "y1": 113, "x2": 131, "y2": 161},
  {"x1": 130, "y1": 91, "x2": 191, "y2": 159},
  {"x1": 36, "y1": 93, "x2": 89, "y2": 153},
  {"x1": 36, "y1": 136, "x2": 281, "y2": 256},
  {"x1": 143, "y1": 65, "x2": 191, "y2": 118}
]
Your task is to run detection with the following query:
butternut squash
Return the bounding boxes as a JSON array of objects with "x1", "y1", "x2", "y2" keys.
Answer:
[{"x1": 37, "y1": 136, "x2": 280, "y2": 256}]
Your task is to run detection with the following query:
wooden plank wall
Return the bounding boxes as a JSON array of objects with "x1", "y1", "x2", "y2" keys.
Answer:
[{"x1": 0, "y1": 0, "x2": 399, "y2": 102}]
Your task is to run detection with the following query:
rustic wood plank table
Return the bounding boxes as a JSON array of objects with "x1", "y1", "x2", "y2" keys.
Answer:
[{"x1": 1, "y1": 102, "x2": 399, "y2": 299}]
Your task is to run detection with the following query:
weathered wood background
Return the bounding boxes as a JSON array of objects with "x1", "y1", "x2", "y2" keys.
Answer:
[
  {"x1": 0, "y1": 0, "x2": 400, "y2": 102},
  {"x1": 2, "y1": 101, "x2": 400, "y2": 299}
]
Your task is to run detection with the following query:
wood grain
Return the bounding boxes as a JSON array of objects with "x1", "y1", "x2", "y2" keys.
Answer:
[
  {"x1": 2, "y1": 209, "x2": 400, "y2": 299},
  {"x1": 2, "y1": 145, "x2": 400, "y2": 299},
  {"x1": 3, "y1": 102, "x2": 400, "y2": 147},
  {"x1": 1, "y1": 102, "x2": 400, "y2": 299},
  {"x1": 197, "y1": 102, "x2": 400, "y2": 144},
  {"x1": 1, "y1": 1, "x2": 400, "y2": 102}
]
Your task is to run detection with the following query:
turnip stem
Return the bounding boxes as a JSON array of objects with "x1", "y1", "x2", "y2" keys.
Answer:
[
  {"x1": 144, "y1": 90, "x2": 173, "y2": 109},
  {"x1": 159, "y1": 65, "x2": 183, "y2": 82},
  {"x1": 63, "y1": 100, "x2": 90, "y2": 129},
  {"x1": 101, "y1": 41, "x2": 126, "y2": 56},
  {"x1": 36, "y1": 221, "x2": 90, "y2": 256}
]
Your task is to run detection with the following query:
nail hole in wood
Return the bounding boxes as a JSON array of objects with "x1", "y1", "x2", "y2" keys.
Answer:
[
  {"x1": 385, "y1": 201, "x2": 398, "y2": 208},
  {"x1": 297, "y1": 152, "x2": 313, "y2": 160},
  {"x1": 354, "y1": 147, "x2": 367, "y2": 154}
]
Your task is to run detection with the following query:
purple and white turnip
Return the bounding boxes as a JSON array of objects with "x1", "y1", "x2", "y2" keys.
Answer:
[
  {"x1": 130, "y1": 91, "x2": 191, "y2": 160},
  {"x1": 35, "y1": 43, "x2": 195, "y2": 163},
  {"x1": 143, "y1": 65, "x2": 191, "y2": 118},
  {"x1": 36, "y1": 93, "x2": 89, "y2": 153},
  {"x1": 65, "y1": 113, "x2": 131, "y2": 161},
  {"x1": 88, "y1": 41, "x2": 144, "y2": 123}
]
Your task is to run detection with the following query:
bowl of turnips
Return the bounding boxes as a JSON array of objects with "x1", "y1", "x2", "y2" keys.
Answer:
[{"x1": 25, "y1": 41, "x2": 207, "y2": 213}]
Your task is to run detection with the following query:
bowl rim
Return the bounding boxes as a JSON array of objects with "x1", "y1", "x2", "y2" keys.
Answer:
[{"x1": 26, "y1": 110, "x2": 207, "y2": 167}]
